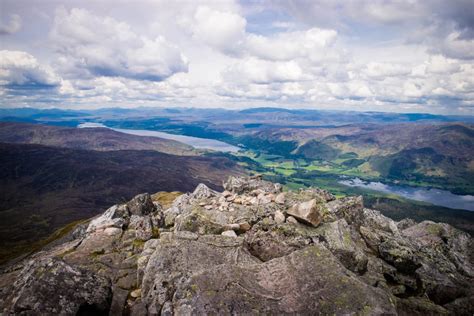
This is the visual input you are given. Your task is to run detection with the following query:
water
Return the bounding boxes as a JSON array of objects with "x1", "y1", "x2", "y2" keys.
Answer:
[
  {"x1": 77, "y1": 122, "x2": 240, "y2": 152},
  {"x1": 339, "y1": 177, "x2": 474, "y2": 211}
]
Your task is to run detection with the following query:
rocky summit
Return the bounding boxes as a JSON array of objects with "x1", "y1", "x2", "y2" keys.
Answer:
[{"x1": 0, "y1": 176, "x2": 473, "y2": 315}]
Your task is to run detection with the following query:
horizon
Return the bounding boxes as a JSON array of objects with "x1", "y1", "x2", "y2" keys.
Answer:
[
  {"x1": 2, "y1": 105, "x2": 474, "y2": 118},
  {"x1": 1, "y1": 1, "x2": 473, "y2": 115}
]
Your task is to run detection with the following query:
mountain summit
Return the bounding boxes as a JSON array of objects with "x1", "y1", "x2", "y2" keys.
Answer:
[{"x1": 1, "y1": 176, "x2": 472, "y2": 315}]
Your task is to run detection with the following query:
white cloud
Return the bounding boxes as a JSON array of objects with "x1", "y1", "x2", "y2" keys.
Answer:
[
  {"x1": 246, "y1": 28, "x2": 338, "y2": 61},
  {"x1": 221, "y1": 57, "x2": 305, "y2": 84},
  {"x1": 425, "y1": 55, "x2": 461, "y2": 74},
  {"x1": 0, "y1": 14, "x2": 22, "y2": 35},
  {"x1": 190, "y1": 6, "x2": 246, "y2": 55},
  {"x1": 365, "y1": 62, "x2": 412, "y2": 79},
  {"x1": 50, "y1": 8, "x2": 188, "y2": 81},
  {"x1": 0, "y1": 50, "x2": 61, "y2": 88}
]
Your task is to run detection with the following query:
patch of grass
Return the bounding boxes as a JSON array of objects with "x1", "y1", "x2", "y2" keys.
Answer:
[{"x1": 151, "y1": 191, "x2": 183, "y2": 209}]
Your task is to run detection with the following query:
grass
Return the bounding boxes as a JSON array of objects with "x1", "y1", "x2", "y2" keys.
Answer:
[
  {"x1": 0, "y1": 218, "x2": 89, "y2": 266},
  {"x1": 151, "y1": 191, "x2": 183, "y2": 209}
]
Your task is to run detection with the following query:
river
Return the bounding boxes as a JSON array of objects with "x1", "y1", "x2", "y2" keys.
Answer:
[
  {"x1": 77, "y1": 122, "x2": 240, "y2": 152},
  {"x1": 339, "y1": 177, "x2": 474, "y2": 211}
]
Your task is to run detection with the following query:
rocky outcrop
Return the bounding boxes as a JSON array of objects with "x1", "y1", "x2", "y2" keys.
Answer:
[{"x1": 0, "y1": 176, "x2": 472, "y2": 315}]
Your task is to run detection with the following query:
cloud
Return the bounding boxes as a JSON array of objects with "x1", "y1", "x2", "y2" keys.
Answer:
[
  {"x1": 190, "y1": 6, "x2": 246, "y2": 55},
  {"x1": 50, "y1": 8, "x2": 188, "y2": 81},
  {"x1": 364, "y1": 62, "x2": 412, "y2": 79},
  {"x1": 0, "y1": 14, "x2": 21, "y2": 35},
  {"x1": 0, "y1": 0, "x2": 472, "y2": 114},
  {"x1": 221, "y1": 57, "x2": 305, "y2": 84},
  {"x1": 0, "y1": 50, "x2": 61, "y2": 89},
  {"x1": 425, "y1": 55, "x2": 461, "y2": 74},
  {"x1": 436, "y1": 32, "x2": 474, "y2": 60},
  {"x1": 246, "y1": 28, "x2": 338, "y2": 61}
]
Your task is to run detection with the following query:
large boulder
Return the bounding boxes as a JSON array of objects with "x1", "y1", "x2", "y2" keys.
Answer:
[
  {"x1": 172, "y1": 244, "x2": 397, "y2": 315},
  {"x1": 287, "y1": 198, "x2": 325, "y2": 227},
  {"x1": 127, "y1": 193, "x2": 156, "y2": 216}
]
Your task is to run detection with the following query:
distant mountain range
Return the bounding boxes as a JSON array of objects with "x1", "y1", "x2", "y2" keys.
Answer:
[{"x1": 1, "y1": 106, "x2": 474, "y2": 127}]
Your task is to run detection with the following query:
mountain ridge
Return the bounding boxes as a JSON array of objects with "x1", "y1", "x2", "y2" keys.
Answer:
[{"x1": 0, "y1": 176, "x2": 472, "y2": 315}]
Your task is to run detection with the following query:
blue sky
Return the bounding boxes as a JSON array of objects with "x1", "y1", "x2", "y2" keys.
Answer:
[{"x1": 0, "y1": 0, "x2": 473, "y2": 114}]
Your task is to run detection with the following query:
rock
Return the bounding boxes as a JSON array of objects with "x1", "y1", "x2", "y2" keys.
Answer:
[
  {"x1": 224, "y1": 223, "x2": 240, "y2": 231},
  {"x1": 258, "y1": 193, "x2": 272, "y2": 204},
  {"x1": 129, "y1": 300, "x2": 147, "y2": 316},
  {"x1": 127, "y1": 193, "x2": 155, "y2": 215},
  {"x1": 274, "y1": 210, "x2": 286, "y2": 224},
  {"x1": 378, "y1": 238, "x2": 421, "y2": 274},
  {"x1": 275, "y1": 192, "x2": 286, "y2": 204},
  {"x1": 172, "y1": 245, "x2": 397, "y2": 315},
  {"x1": 315, "y1": 219, "x2": 368, "y2": 273},
  {"x1": 141, "y1": 235, "x2": 257, "y2": 314},
  {"x1": 103, "y1": 227, "x2": 122, "y2": 236},
  {"x1": 244, "y1": 229, "x2": 303, "y2": 261},
  {"x1": 221, "y1": 230, "x2": 238, "y2": 237},
  {"x1": 109, "y1": 286, "x2": 129, "y2": 316},
  {"x1": 238, "y1": 222, "x2": 251, "y2": 232},
  {"x1": 325, "y1": 196, "x2": 364, "y2": 225},
  {"x1": 397, "y1": 218, "x2": 417, "y2": 230},
  {"x1": 164, "y1": 212, "x2": 177, "y2": 227},
  {"x1": 129, "y1": 215, "x2": 155, "y2": 241},
  {"x1": 287, "y1": 199, "x2": 324, "y2": 227},
  {"x1": 191, "y1": 183, "x2": 219, "y2": 199},
  {"x1": 222, "y1": 190, "x2": 232, "y2": 197},
  {"x1": 86, "y1": 204, "x2": 128, "y2": 233},
  {"x1": 130, "y1": 288, "x2": 141, "y2": 298},
  {"x1": 1, "y1": 177, "x2": 473, "y2": 316},
  {"x1": 223, "y1": 176, "x2": 280, "y2": 194},
  {"x1": 2, "y1": 258, "x2": 111, "y2": 315}
]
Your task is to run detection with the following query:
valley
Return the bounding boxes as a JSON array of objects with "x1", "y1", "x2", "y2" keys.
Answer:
[
  {"x1": 0, "y1": 140, "x2": 243, "y2": 264},
  {"x1": 1, "y1": 108, "x2": 474, "y2": 263}
]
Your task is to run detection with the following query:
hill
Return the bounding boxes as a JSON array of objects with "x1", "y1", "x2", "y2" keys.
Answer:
[
  {"x1": 236, "y1": 123, "x2": 474, "y2": 195},
  {"x1": 0, "y1": 122, "x2": 197, "y2": 156},
  {"x1": 0, "y1": 142, "x2": 243, "y2": 263},
  {"x1": 0, "y1": 176, "x2": 472, "y2": 314}
]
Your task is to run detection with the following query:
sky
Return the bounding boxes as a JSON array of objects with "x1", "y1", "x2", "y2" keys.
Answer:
[{"x1": 0, "y1": 0, "x2": 473, "y2": 115}]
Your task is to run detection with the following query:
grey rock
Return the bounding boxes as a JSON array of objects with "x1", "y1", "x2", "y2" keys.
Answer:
[
  {"x1": 3, "y1": 258, "x2": 111, "y2": 315},
  {"x1": 191, "y1": 183, "x2": 219, "y2": 199},
  {"x1": 274, "y1": 210, "x2": 286, "y2": 224},
  {"x1": 127, "y1": 193, "x2": 155, "y2": 216},
  {"x1": 287, "y1": 198, "x2": 324, "y2": 227},
  {"x1": 129, "y1": 215, "x2": 155, "y2": 241},
  {"x1": 274, "y1": 192, "x2": 286, "y2": 204},
  {"x1": 173, "y1": 244, "x2": 397, "y2": 315},
  {"x1": 221, "y1": 230, "x2": 238, "y2": 237}
]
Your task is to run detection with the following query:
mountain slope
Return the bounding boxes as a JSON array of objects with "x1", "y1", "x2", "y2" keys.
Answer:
[
  {"x1": 0, "y1": 142, "x2": 243, "y2": 263},
  {"x1": 0, "y1": 177, "x2": 472, "y2": 315},
  {"x1": 0, "y1": 122, "x2": 197, "y2": 156}
]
